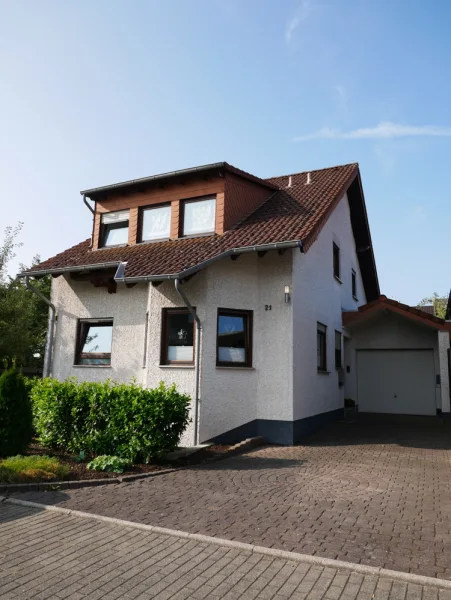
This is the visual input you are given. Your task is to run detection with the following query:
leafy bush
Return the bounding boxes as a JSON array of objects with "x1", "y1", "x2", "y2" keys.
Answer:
[
  {"x1": 30, "y1": 379, "x2": 191, "y2": 462},
  {"x1": 0, "y1": 455, "x2": 69, "y2": 483},
  {"x1": 0, "y1": 368, "x2": 33, "y2": 456},
  {"x1": 87, "y1": 455, "x2": 131, "y2": 473}
]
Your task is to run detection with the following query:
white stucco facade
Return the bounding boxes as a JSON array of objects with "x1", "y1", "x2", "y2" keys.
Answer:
[{"x1": 291, "y1": 193, "x2": 367, "y2": 424}]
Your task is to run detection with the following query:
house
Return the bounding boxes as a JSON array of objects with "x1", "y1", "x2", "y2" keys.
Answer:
[{"x1": 20, "y1": 162, "x2": 451, "y2": 446}]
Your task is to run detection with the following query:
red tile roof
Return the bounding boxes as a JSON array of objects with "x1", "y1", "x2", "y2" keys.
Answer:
[
  {"x1": 23, "y1": 162, "x2": 376, "y2": 289},
  {"x1": 343, "y1": 295, "x2": 451, "y2": 330}
]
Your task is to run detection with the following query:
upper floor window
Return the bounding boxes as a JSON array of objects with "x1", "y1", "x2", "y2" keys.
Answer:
[
  {"x1": 75, "y1": 319, "x2": 113, "y2": 366},
  {"x1": 317, "y1": 322, "x2": 327, "y2": 372},
  {"x1": 352, "y1": 269, "x2": 357, "y2": 299},
  {"x1": 141, "y1": 204, "x2": 171, "y2": 242},
  {"x1": 333, "y1": 242, "x2": 340, "y2": 279},
  {"x1": 183, "y1": 197, "x2": 216, "y2": 236},
  {"x1": 101, "y1": 210, "x2": 129, "y2": 247}
]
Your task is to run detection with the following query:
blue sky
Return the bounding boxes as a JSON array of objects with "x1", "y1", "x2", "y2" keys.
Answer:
[{"x1": 1, "y1": 0, "x2": 450, "y2": 304}]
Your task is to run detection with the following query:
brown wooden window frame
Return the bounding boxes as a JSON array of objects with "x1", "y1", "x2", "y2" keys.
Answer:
[
  {"x1": 333, "y1": 242, "x2": 340, "y2": 280},
  {"x1": 335, "y1": 330, "x2": 342, "y2": 370},
  {"x1": 160, "y1": 308, "x2": 196, "y2": 366},
  {"x1": 138, "y1": 203, "x2": 171, "y2": 243},
  {"x1": 74, "y1": 318, "x2": 113, "y2": 366},
  {"x1": 351, "y1": 269, "x2": 357, "y2": 299},
  {"x1": 317, "y1": 322, "x2": 327, "y2": 372},
  {"x1": 216, "y1": 308, "x2": 253, "y2": 368},
  {"x1": 181, "y1": 195, "x2": 216, "y2": 238}
]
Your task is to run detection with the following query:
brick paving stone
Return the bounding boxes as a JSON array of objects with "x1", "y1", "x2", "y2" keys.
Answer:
[{"x1": 6, "y1": 419, "x2": 451, "y2": 581}]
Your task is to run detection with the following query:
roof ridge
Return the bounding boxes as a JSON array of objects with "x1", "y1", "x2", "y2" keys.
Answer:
[{"x1": 265, "y1": 162, "x2": 359, "y2": 182}]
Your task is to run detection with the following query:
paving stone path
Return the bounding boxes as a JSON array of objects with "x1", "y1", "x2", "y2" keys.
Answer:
[
  {"x1": 2, "y1": 503, "x2": 451, "y2": 600},
  {"x1": 8, "y1": 420, "x2": 451, "y2": 580}
]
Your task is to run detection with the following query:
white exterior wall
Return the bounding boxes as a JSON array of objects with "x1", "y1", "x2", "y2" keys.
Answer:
[
  {"x1": 51, "y1": 251, "x2": 293, "y2": 447},
  {"x1": 344, "y1": 312, "x2": 442, "y2": 410},
  {"x1": 292, "y1": 193, "x2": 367, "y2": 421},
  {"x1": 51, "y1": 276, "x2": 148, "y2": 384}
]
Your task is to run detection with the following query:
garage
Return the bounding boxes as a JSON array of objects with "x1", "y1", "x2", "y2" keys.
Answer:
[{"x1": 356, "y1": 349, "x2": 437, "y2": 416}]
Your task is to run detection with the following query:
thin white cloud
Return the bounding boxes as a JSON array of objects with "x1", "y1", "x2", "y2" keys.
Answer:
[
  {"x1": 293, "y1": 121, "x2": 451, "y2": 141},
  {"x1": 285, "y1": 0, "x2": 314, "y2": 45}
]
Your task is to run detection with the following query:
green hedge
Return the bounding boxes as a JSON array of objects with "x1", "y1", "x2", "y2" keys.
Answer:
[
  {"x1": 0, "y1": 368, "x2": 33, "y2": 457},
  {"x1": 29, "y1": 378, "x2": 191, "y2": 462}
]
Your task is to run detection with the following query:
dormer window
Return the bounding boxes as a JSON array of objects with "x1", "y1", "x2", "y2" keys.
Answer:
[
  {"x1": 140, "y1": 204, "x2": 171, "y2": 242},
  {"x1": 183, "y1": 197, "x2": 216, "y2": 236},
  {"x1": 101, "y1": 210, "x2": 129, "y2": 247}
]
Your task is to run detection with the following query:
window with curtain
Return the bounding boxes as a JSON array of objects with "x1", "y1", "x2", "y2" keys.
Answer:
[
  {"x1": 161, "y1": 308, "x2": 195, "y2": 365},
  {"x1": 101, "y1": 210, "x2": 129, "y2": 247},
  {"x1": 216, "y1": 309, "x2": 253, "y2": 367},
  {"x1": 141, "y1": 205, "x2": 171, "y2": 241},
  {"x1": 317, "y1": 322, "x2": 327, "y2": 372},
  {"x1": 335, "y1": 330, "x2": 342, "y2": 369},
  {"x1": 183, "y1": 197, "x2": 216, "y2": 236},
  {"x1": 75, "y1": 319, "x2": 113, "y2": 365}
]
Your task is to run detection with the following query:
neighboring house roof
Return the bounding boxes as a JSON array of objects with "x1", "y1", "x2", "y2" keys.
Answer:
[
  {"x1": 20, "y1": 162, "x2": 380, "y2": 301},
  {"x1": 343, "y1": 295, "x2": 451, "y2": 331},
  {"x1": 412, "y1": 304, "x2": 435, "y2": 315}
]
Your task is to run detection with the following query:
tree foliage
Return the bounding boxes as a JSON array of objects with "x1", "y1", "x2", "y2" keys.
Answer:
[
  {"x1": 417, "y1": 293, "x2": 448, "y2": 319},
  {"x1": 0, "y1": 368, "x2": 33, "y2": 456},
  {"x1": 0, "y1": 224, "x2": 51, "y2": 370}
]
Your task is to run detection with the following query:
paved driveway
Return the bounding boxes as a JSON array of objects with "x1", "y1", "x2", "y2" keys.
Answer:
[
  {"x1": 9, "y1": 418, "x2": 451, "y2": 580},
  {"x1": 3, "y1": 503, "x2": 450, "y2": 600}
]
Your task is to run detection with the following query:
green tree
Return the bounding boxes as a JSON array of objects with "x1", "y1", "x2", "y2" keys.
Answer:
[
  {"x1": 0, "y1": 225, "x2": 51, "y2": 370},
  {"x1": 417, "y1": 293, "x2": 448, "y2": 319}
]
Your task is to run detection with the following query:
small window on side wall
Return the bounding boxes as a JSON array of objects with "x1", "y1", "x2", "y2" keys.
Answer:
[
  {"x1": 101, "y1": 210, "x2": 129, "y2": 247},
  {"x1": 217, "y1": 309, "x2": 253, "y2": 367},
  {"x1": 335, "y1": 330, "x2": 342, "y2": 369},
  {"x1": 161, "y1": 308, "x2": 195, "y2": 365},
  {"x1": 333, "y1": 243, "x2": 340, "y2": 279},
  {"x1": 140, "y1": 204, "x2": 171, "y2": 242},
  {"x1": 75, "y1": 319, "x2": 113, "y2": 366},
  {"x1": 317, "y1": 322, "x2": 327, "y2": 372},
  {"x1": 352, "y1": 269, "x2": 357, "y2": 299},
  {"x1": 183, "y1": 197, "x2": 216, "y2": 236}
]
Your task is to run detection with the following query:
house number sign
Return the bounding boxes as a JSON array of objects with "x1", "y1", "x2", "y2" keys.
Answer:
[{"x1": 265, "y1": 305, "x2": 272, "y2": 311}]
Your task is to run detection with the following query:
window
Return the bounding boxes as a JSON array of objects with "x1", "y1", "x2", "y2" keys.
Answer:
[
  {"x1": 75, "y1": 319, "x2": 113, "y2": 366},
  {"x1": 335, "y1": 331, "x2": 342, "y2": 369},
  {"x1": 183, "y1": 197, "x2": 216, "y2": 236},
  {"x1": 333, "y1": 243, "x2": 340, "y2": 279},
  {"x1": 161, "y1": 308, "x2": 195, "y2": 365},
  {"x1": 101, "y1": 210, "x2": 129, "y2": 247},
  {"x1": 140, "y1": 204, "x2": 171, "y2": 241},
  {"x1": 352, "y1": 269, "x2": 357, "y2": 299},
  {"x1": 217, "y1": 309, "x2": 253, "y2": 367},
  {"x1": 317, "y1": 322, "x2": 327, "y2": 372}
]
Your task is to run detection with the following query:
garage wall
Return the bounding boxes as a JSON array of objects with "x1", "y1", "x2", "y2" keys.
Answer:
[{"x1": 344, "y1": 311, "x2": 441, "y2": 409}]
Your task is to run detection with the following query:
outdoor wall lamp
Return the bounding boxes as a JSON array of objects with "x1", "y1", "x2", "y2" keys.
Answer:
[{"x1": 284, "y1": 285, "x2": 291, "y2": 303}]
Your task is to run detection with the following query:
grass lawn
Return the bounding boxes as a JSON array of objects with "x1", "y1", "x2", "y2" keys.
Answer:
[{"x1": 0, "y1": 455, "x2": 69, "y2": 483}]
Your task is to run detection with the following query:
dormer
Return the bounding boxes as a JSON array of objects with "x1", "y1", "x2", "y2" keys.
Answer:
[{"x1": 82, "y1": 162, "x2": 276, "y2": 250}]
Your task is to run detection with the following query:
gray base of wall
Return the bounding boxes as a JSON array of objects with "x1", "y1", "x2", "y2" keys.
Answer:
[{"x1": 207, "y1": 408, "x2": 344, "y2": 446}]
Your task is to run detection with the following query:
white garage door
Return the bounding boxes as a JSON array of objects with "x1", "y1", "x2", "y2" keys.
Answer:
[{"x1": 357, "y1": 349, "x2": 436, "y2": 415}]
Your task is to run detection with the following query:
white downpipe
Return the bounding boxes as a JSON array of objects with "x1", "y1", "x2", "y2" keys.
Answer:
[{"x1": 174, "y1": 278, "x2": 201, "y2": 445}]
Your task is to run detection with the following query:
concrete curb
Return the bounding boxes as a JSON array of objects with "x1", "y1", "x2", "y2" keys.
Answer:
[
  {"x1": 2, "y1": 496, "x2": 451, "y2": 590},
  {"x1": 0, "y1": 437, "x2": 267, "y2": 494}
]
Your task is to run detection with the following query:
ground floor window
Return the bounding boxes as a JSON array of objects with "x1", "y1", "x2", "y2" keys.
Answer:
[
  {"x1": 217, "y1": 309, "x2": 253, "y2": 367},
  {"x1": 161, "y1": 308, "x2": 195, "y2": 365},
  {"x1": 317, "y1": 322, "x2": 327, "y2": 372},
  {"x1": 75, "y1": 319, "x2": 113, "y2": 365}
]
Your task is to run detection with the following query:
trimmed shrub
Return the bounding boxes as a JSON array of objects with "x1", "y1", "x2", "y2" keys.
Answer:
[
  {"x1": 30, "y1": 378, "x2": 191, "y2": 462},
  {"x1": 0, "y1": 368, "x2": 33, "y2": 456},
  {"x1": 87, "y1": 455, "x2": 131, "y2": 473}
]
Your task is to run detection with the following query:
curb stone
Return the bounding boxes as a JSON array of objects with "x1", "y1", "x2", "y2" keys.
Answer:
[
  {"x1": 2, "y1": 496, "x2": 451, "y2": 590},
  {"x1": 0, "y1": 437, "x2": 266, "y2": 494}
]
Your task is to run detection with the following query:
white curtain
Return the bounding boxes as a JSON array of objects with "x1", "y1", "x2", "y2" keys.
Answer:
[
  {"x1": 183, "y1": 198, "x2": 215, "y2": 235},
  {"x1": 142, "y1": 205, "x2": 171, "y2": 240},
  {"x1": 168, "y1": 346, "x2": 193, "y2": 361}
]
